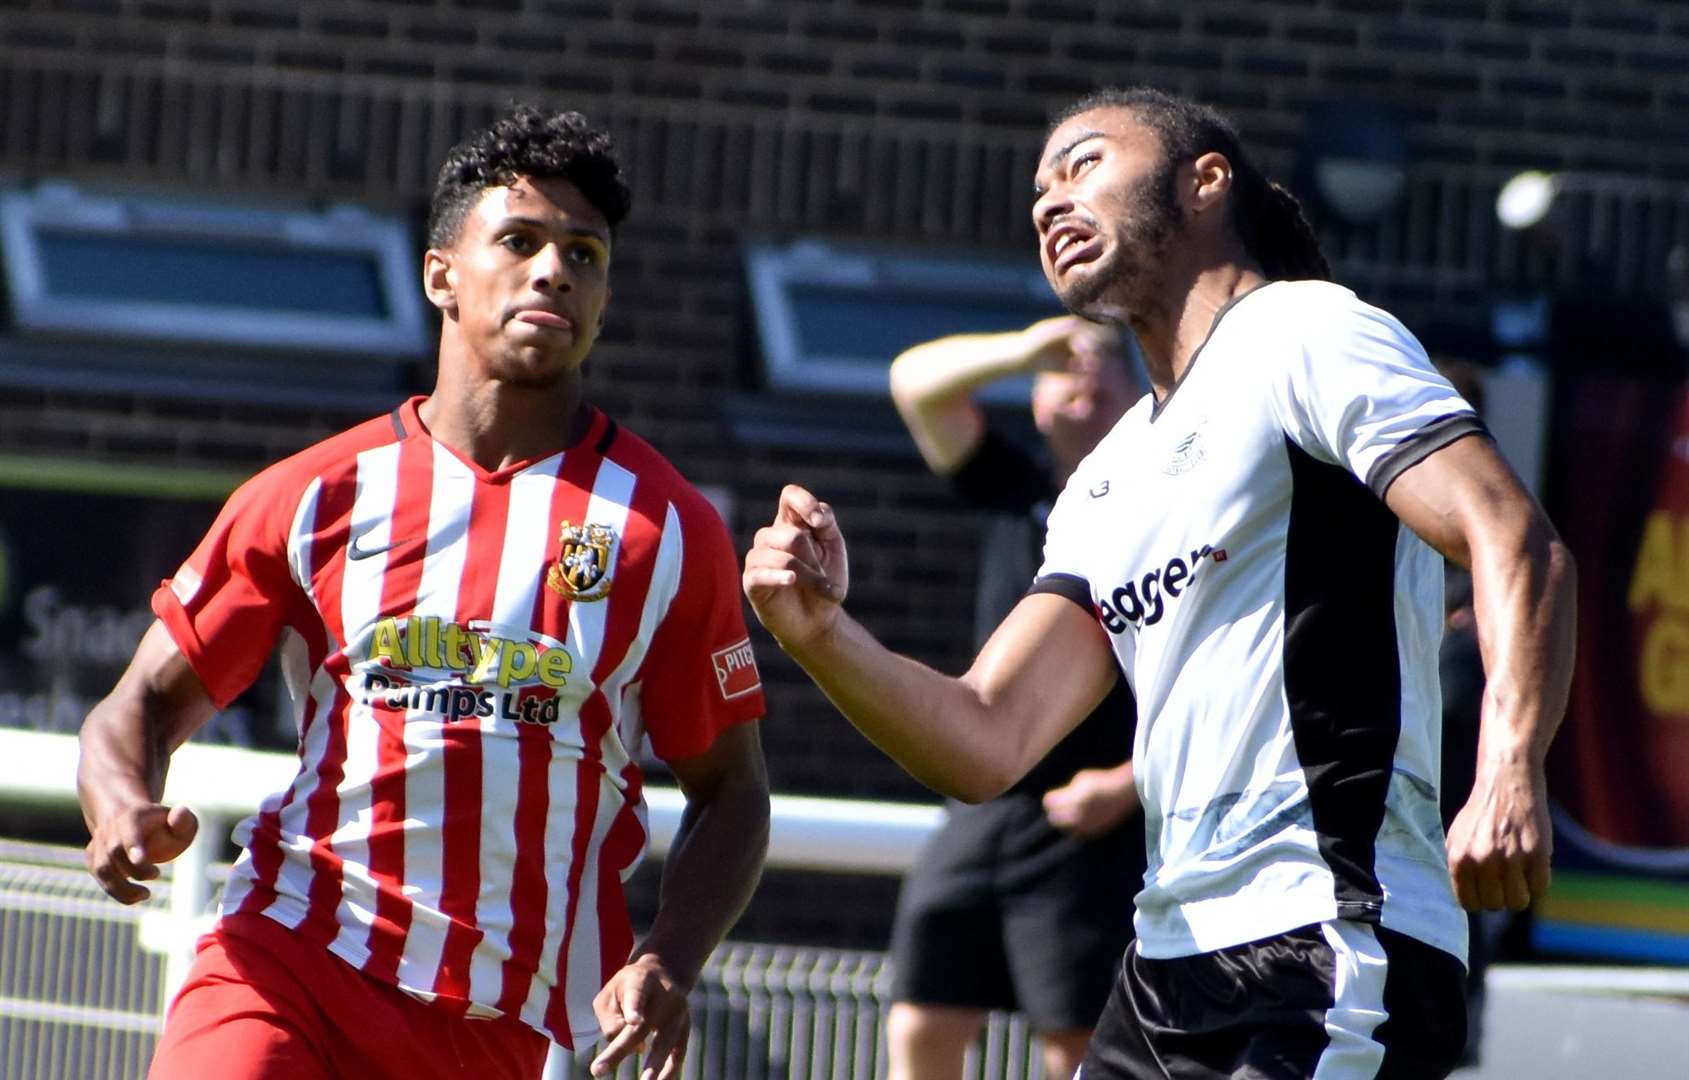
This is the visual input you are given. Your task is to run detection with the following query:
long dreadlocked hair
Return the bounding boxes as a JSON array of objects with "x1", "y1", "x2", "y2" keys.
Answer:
[{"x1": 1055, "y1": 88, "x2": 1331, "y2": 282}]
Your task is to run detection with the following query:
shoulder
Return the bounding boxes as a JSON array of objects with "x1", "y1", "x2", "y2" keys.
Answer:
[
  {"x1": 1237, "y1": 282, "x2": 1427, "y2": 386},
  {"x1": 244, "y1": 408, "x2": 404, "y2": 498},
  {"x1": 600, "y1": 421, "x2": 730, "y2": 538},
  {"x1": 1261, "y1": 280, "x2": 1416, "y2": 349},
  {"x1": 221, "y1": 408, "x2": 404, "y2": 534}
]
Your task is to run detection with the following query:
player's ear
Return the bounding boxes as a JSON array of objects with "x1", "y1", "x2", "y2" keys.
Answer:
[
  {"x1": 423, "y1": 249, "x2": 457, "y2": 316},
  {"x1": 1187, "y1": 151, "x2": 1233, "y2": 217},
  {"x1": 597, "y1": 287, "x2": 611, "y2": 330}
]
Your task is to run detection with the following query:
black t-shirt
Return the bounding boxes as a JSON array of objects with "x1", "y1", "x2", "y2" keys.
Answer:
[{"x1": 951, "y1": 428, "x2": 1137, "y2": 796}]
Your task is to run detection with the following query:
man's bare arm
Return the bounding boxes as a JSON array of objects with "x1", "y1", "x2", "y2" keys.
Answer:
[
  {"x1": 591, "y1": 721, "x2": 770, "y2": 1079},
  {"x1": 744, "y1": 484, "x2": 1118, "y2": 801},
  {"x1": 78, "y1": 620, "x2": 217, "y2": 904},
  {"x1": 1385, "y1": 434, "x2": 1577, "y2": 911},
  {"x1": 889, "y1": 316, "x2": 1089, "y2": 474}
]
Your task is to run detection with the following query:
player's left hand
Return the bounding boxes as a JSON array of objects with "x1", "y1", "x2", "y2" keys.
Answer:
[
  {"x1": 590, "y1": 954, "x2": 691, "y2": 1080},
  {"x1": 1446, "y1": 758, "x2": 1552, "y2": 912},
  {"x1": 1042, "y1": 764, "x2": 1139, "y2": 838}
]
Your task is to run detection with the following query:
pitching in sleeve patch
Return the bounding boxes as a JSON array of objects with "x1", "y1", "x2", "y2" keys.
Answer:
[{"x1": 711, "y1": 637, "x2": 761, "y2": 700}]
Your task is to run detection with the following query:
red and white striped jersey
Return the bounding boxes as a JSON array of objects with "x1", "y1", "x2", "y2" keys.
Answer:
[{"x1": 152, "y1": 396, "x2": 765, "y2": 1047}]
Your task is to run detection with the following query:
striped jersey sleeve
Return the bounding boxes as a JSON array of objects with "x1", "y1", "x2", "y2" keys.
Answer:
[{"x1": 150, "y1": 469, "x2": 310, "y2": 707}]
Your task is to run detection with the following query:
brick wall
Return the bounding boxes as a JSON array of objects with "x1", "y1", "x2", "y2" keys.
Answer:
[{"x1": 1, "y1": 0, "x2": 1686, "y2": 939}]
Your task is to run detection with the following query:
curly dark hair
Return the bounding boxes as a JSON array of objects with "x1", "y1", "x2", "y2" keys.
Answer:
[
  {"x1": 427, "y1": 104, "x2": 633, "y2": 249},
  {"x1": 1054, "y1": 88, "x2": 1330, "y2": 282}
]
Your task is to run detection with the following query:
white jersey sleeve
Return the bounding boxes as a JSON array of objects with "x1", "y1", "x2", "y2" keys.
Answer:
[
  {"x1": 1031, "y1": 470, "x2": 1094, "y2": 603},
  {"x1": 1264, "y1": 283, "x2": 1484, "y2": 497}
]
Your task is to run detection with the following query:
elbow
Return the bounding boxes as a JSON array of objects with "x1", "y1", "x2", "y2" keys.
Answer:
[
  {"x1": 1549, "y1": 535, "x2": 1577, "y2": 594},
  {"x1": 945, "y1": 766, "x2": 1016, "y2": 805},
  {"x1": 887, "y1": 353, "x2": 924, "y2": 415}
]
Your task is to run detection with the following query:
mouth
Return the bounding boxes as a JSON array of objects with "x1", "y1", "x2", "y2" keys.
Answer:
[
  {"x1": 510, "y1": 308, "x2": 575, "y2": 333},
  {"x1": 1046, "y1": 221, "x2": 1101, "y2": 274}
]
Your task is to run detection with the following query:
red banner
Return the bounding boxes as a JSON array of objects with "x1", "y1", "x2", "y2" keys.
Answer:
[{"x1": 1553, "y1": 378, "x2": 1689, "y2": 850}]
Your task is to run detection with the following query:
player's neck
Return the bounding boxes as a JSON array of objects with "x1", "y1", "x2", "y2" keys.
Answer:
[
  {"x1": 418, "y1": 366, "x2": 593, "y2": 472},
  {"x1": 1136, "y1": 260, "x2": 1266, "y2": 401}
]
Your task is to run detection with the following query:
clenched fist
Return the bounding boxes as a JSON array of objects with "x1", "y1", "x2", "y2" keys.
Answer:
[{"x1": 742, "y1": 485, "x2": 850, "y2": 653}]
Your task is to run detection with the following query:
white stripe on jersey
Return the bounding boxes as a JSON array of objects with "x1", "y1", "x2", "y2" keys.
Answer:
[
  {"x1": 525, "y1": 457, "x2": 637, "y2": 1035},
  {"x1": 1313, "y1": 921, "x2": 1390, "y2": 1079},
  {"x1": 610, "y1": 501, "x2": 685, "y2": 772},
  {"x1": 325, "y1": 442, "x2": 404, "y2": 951},
  {"x1": 389, "y1": 446, "x2": 478, "y2": 993},
  {"x1": 462, "y1": 455, "x2": 564, "y2": 1008},
  {"x1": 558, "y1": 483, "x2": 682, "y2": 1027}
]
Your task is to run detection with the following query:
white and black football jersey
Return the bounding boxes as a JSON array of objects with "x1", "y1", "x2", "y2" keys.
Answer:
[{"x1": 1033, "y1": 280, "x2": 1482, "y2": 963}]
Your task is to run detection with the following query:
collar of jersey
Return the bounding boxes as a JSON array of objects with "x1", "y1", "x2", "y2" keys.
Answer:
[
  {"x1": 395, "y1": 394, "x2": 609, "y2": 483},
  {"x1": 1149, "y1": 279, "x2": 1279, "y2": 424}
]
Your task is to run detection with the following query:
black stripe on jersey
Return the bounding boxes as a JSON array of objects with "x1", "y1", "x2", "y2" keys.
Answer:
[
  {"x1": 1029, "y1": 572, "x2": 1092, "y2": 612},
  {"x1": 1282, "y1": 437, "x2": 1402, "y2": 923},
  {"x1": 1365, "y1": 413, "x2": 1489, "y2": 498},
  {"x1": 389, "y1": 406, "x2": 408, "y2": 440},
  {"x1": 595, "y1": 417, "x2": 619, "y2": 455}
]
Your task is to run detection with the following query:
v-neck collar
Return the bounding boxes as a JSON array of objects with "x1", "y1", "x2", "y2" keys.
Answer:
[
  {"x1": 1149, "y1": 280, "x2": 1277, "y2": 423},
  {"x1": 393, "y1": 395, "x2": 609, "y2": 484}
]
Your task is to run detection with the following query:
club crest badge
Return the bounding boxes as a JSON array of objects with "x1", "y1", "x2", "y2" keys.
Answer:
[{"x1": 546, "y1": 520, "x2": 616, "y2": 601}]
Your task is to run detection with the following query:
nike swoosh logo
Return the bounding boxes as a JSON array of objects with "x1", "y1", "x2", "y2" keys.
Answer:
[{"x1": 347, "y1": 531, "x2": 404, "y2": 561}]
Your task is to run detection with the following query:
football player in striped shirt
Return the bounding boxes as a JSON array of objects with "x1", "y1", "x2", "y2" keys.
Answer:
[
  {"x1": 745, "y1": 87, "x2": 1575, "y2": 1079},
  {"x1": 79, "y1": 105, "x2": 771, "y2": 1080}
]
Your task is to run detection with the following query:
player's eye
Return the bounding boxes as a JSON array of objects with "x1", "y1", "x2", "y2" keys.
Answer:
[
  {"x1": 1072, "y1": 150, "x2": 1101, "y2": 177},
  {"x1": 500, "y1": 233, "x2": 537, "y2": 254},
  {"x1": 567, "y1": 243, "x2": 602, "y2": 266}
]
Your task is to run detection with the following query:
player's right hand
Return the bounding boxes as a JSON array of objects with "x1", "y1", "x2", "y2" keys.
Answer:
[
  {"x1": 743, "y1": 485, "x2": 849, "y2": 653},
  {"x1": 85, "y1": 802, "x2": 199, "y2": 904},
  {"x1": 1018, "y1": 315, "x2": 1088, "y2": 372}
]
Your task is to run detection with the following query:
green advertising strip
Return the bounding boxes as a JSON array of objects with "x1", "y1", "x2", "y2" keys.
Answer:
[
  {"x1": 0, "y1": 454, "x2": 248, "y2": 500},
  {"x1": 1539, "y1": 871, "x2": 1689, "y2": 933}
]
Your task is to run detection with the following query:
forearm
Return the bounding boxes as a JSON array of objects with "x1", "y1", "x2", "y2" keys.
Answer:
[
  {"x1": 77, "y1": 696, "x2": 173, "y2": 831},
  {"x1": 783, "y1": 612, "x2": 1041, "y2": 801},
  {"x1": 890, "y1": 332, "x2": 1040, "y2": 404},
  {"x1": 889, "y1": 332, "x2": 1038, "y2": 474},
  {"x1": 77, "y1": 621, "x2": 214, "y2": 833},
  {"x1": 1470, "y1": 522, "x2": 1577, "y2": 769},
  {"x1": 634, "y1": 775, "x2": 770, "y2": 987}
]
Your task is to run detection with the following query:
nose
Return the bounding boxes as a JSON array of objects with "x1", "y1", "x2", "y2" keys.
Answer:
[
  {"x1": 1033, "y1": 184, "x2": 1071, "y2": 236},
  {"x1": 529, "y1": 244, "x2": 572, "y2": 293}
]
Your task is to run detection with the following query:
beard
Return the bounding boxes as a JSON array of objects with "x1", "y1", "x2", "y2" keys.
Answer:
[{"x1": 1054, "y1": 157, "x2": 1182, "y2": 319}]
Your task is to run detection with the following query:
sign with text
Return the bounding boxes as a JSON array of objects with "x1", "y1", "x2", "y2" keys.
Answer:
[{"x1": 0, "y1": 467, "x2": 291, "y2": 751}]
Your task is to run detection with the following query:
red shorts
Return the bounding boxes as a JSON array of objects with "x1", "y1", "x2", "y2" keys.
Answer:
[{"x1": 148, "y1": 913, "x2": 550, "y2": 1080}]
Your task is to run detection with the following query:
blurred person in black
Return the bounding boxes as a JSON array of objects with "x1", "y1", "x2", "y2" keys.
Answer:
[{"x1": 884, "y1": 315, "x2": 1146, "y2": 1080}]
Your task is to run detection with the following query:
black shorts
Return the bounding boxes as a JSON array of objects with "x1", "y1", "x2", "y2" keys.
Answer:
[
  {"x1": 889, "y1": 794, "x2": 1145, "y2": 1031},
  {"x1": 1080, "y1": 921, "x2": 1467, "y2": 1080}
]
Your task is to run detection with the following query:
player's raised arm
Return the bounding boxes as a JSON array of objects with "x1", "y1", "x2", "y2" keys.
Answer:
[
  {"x1": 888, "y1": 316, "x2": 1090, "y2": 474},
  {"x1": 77, "y1": 620, "x2": 216, "y2": 904},
  {"x1": 743, "y1": 484, "x2": 1116, "y2": 801},
  {"x1": 1385, "y1": 433, "x2": 1577, "y2": 912}
]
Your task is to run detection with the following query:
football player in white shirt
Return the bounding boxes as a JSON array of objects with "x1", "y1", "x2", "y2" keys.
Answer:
[{"x1": 744, "y1": 87, "x2": 1575, "y2": 1079}]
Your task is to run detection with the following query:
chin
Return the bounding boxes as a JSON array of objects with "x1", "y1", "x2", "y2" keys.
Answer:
[{"x1": 1053, "y1": 248, "x2": 1126, "y2": 314}]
